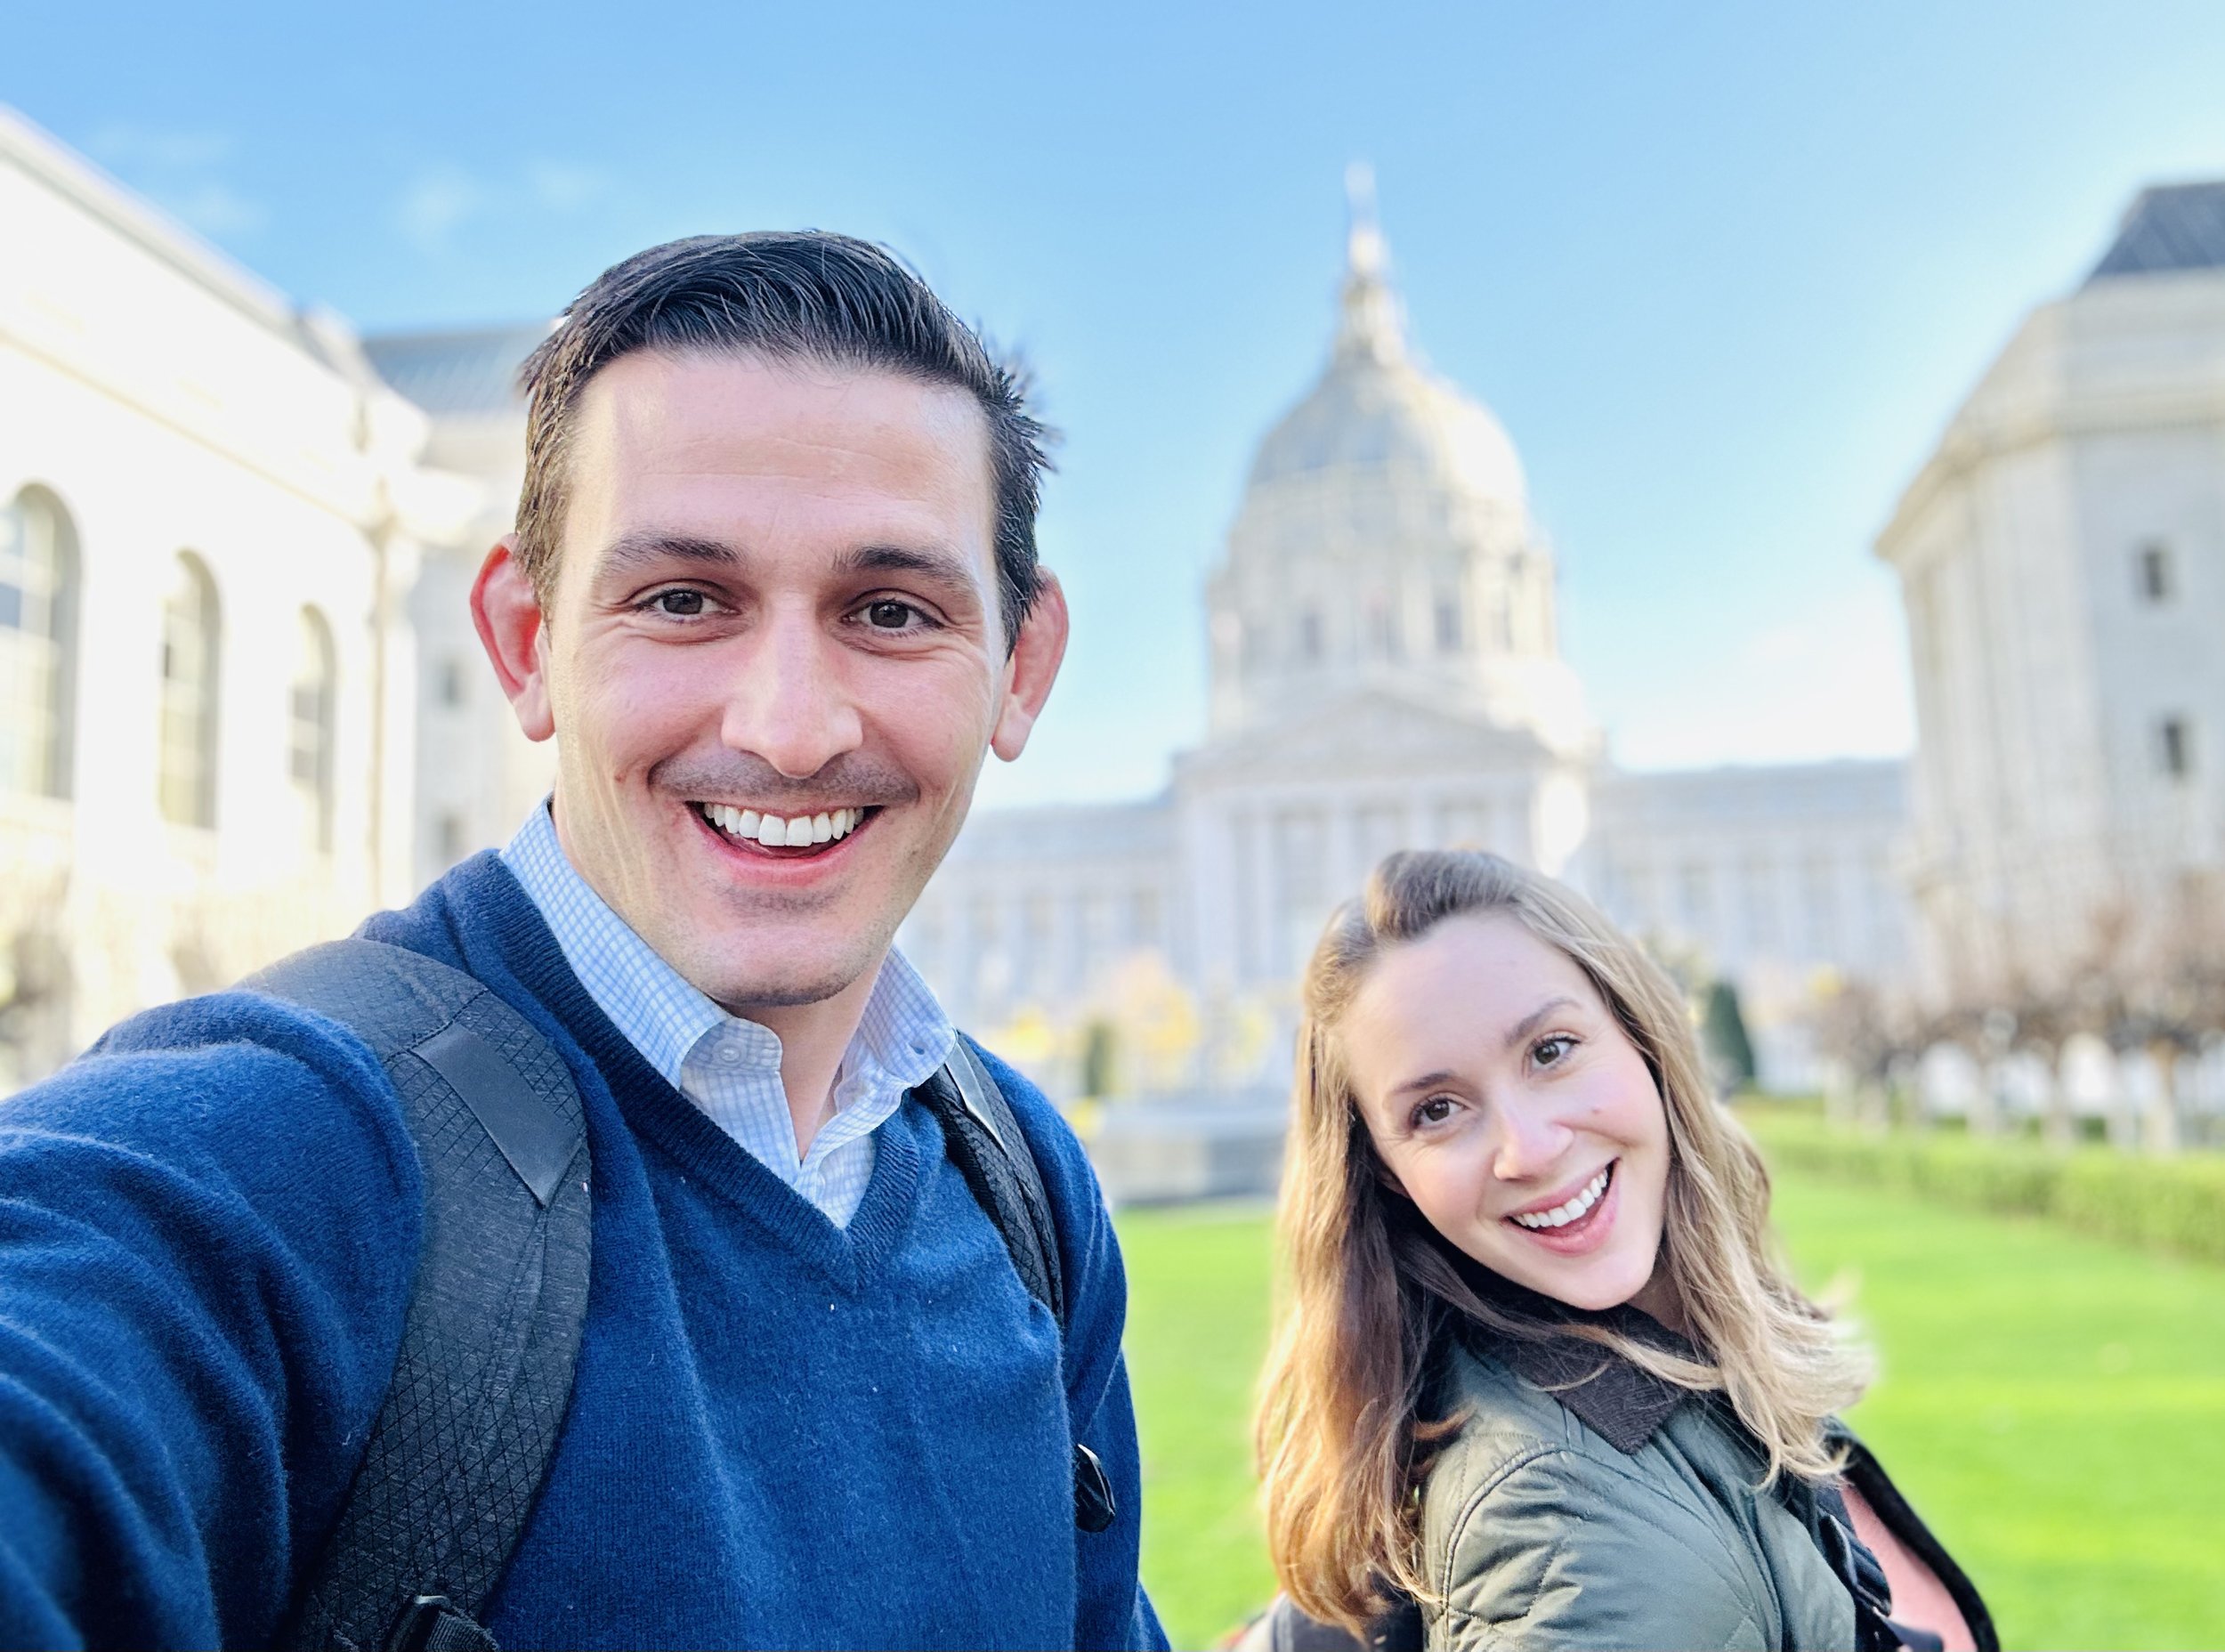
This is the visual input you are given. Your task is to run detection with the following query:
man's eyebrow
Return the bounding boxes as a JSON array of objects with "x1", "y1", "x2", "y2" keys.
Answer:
[
  {"x1": 1503, "y1": 996, "x2": 1581, "y2": 1052},
  {"x1": 593, "y1": 529, "x2": 747, "y2": 578},
  {"x1": 834, "y1": 542, "x2": 985, "y2": 598}
]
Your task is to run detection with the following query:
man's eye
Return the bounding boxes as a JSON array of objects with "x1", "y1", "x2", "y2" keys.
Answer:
[
  {"x1": 862, "y1": 599, "x2": 926, "y2": 631},
  {"x1": 646, "y1": 589, "x2": 707, "y2": 617},
  {"x1": 1533, "y1": 1035, "x2": 1577, "y2": 1067}
]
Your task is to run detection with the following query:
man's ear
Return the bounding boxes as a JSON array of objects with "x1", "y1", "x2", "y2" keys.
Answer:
[
  {"x1": 471, "y1": 537, "x2": 555, "y2": 743},
  {"x1": 990, "y1": 569, "x2": 1070, "y2": 762}
]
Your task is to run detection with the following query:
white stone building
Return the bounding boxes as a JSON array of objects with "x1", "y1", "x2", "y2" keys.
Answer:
[
  {"x1": 360, "y1": 326, "x2": 558, "y2": 890},
  {"x1": 907, "y1": 188, "x2": 1914, "y2": 1103},
  {"x1": 0, "y1": 100, "x2": 1922, "y2": 1110},
  {"x1": 1877, "y1": 182, "x2": 2225, "y2": 1007},
  {"x1": 0, "y1": 105, "x2": 478, "y2": 1086}
]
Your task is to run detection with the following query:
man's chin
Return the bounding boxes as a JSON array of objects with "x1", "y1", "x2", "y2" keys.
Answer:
[{"x1": 684, "y1": 942, "x2": 888, "y2": 1018}]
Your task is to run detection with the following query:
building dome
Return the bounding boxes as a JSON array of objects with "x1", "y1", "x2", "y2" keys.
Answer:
[
  {"x1": 1247, "y1": 355, "x2": 1527, "y2": 506},
  {"x1": 1207, "y1": 171, "x2": 1589, "y2": 753},
  {"x1": 1244, "y1": 177, "x2": 1526, "y2": 510}
]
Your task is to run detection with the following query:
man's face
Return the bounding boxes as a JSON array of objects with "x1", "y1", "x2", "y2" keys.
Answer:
[{"x1": 478, "y1": 350, "x2": 1064, "y2": 1014}]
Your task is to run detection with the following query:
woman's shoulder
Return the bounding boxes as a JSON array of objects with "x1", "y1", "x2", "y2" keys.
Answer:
[
  {"x1": 1422, "y1": 1337, "x2": 1723, "y2": 1522},
  {"x1": 1418, "y1": 1340, "x2": 1778, "y2": 1650}
]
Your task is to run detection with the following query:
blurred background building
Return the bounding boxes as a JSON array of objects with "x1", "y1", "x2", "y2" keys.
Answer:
[
  {"x1": 1878, "y1": 182, "x2": 2225, "y2": 1009},
  {"x1": 906, "y1": 178, "x2": 1911, "y2": 1157},
  {"x1": 0, "y1": 108, "x2": 481, "y2": 1087},
  {"x1": 4, "y1": 102, "x2": 2221, "y2": 1172}
]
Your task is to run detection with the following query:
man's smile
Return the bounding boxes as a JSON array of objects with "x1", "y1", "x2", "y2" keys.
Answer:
[{"x1": 689, "y1": 799, "x2": 883, "y2": 860}]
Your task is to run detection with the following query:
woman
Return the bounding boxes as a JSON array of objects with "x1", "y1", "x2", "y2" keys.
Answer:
[{"x1": 1253, "y1": 851, "x2": 1993, "y2": 1652}]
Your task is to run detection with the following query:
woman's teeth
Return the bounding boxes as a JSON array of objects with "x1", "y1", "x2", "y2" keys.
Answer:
[
  {"x1": 700, "y1": 803, "x2": 864, "y2": 847},
  {"x1": 1510, "y1": 1164, "x2": 1613, "y2": 1231}
]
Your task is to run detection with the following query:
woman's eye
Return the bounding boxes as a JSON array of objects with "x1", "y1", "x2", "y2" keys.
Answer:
[
  {"x1": 1533, "y1": 1034, "x2": 1577, "y2": 1068},
  {"x1": 1413, "y1": 1096, "x2": 1458, "y2": 1129},
  {"x1": 862, "y1": 598, "x2": 926, "y2": 631},
  {"x1": 647, "y1": 589, "x2": 708, "y2": 617}
]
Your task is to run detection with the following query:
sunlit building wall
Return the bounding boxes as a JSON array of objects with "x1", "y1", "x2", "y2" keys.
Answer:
[
  {"x1": 1877, "y1": 182, "x2": 2225, "y2": 1006},
  {"x1": 0, "y1": 106, "x2": 478, "y2": 1084}
]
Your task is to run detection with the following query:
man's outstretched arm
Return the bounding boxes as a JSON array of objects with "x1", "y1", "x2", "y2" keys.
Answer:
[{"x1": 0, "y1": 997, "x2": 420, "y2": 1649}]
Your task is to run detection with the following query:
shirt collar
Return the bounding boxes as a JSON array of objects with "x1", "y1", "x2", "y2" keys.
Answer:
[
  {"x1": 1441, "y1": 1250, "x2": 1696, "y2": 1455},
  {"x1": 500, "y1": 801, "x2": 955, "y2": 1094}
]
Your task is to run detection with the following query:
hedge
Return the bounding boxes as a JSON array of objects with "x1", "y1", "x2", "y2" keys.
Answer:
[{"x1": 1736, "y1": 1106, "x2": 2225, "y2": 1267}]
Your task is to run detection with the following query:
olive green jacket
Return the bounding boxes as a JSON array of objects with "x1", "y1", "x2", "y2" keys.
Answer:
[{"x1": 1421, "y1": 1337, "x2": 1860, "y2": 1651}]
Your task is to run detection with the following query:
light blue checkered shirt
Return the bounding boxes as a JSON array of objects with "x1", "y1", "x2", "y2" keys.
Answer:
[{"x1": 501, "y1": 803, "x2": 955, "y2": 1227}]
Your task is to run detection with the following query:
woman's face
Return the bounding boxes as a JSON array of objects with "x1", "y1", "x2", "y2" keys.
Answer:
[{"x1": 1342, "y1": 912, "x2": 1676, "y2": 1319}]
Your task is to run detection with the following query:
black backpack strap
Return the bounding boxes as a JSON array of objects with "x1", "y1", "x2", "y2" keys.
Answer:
[
  {"x1": 246, "y1": 939, "x2": 593, "y2": 1652},
  {"x1": 916, "y1": 1036, "x2": 1064, "y2": 1324},
  {"x1": 910, "y1": 1035, "x2": 1115, "y2": 1533}
]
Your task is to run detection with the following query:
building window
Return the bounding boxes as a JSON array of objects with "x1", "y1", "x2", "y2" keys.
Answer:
[
  {"x1": 0, "y1": 487, "x2": 78, "y2": 799},
  {"x1": 2160, "y1": 716, "x2": 2193, "y2": 779},
  {"x1": 1678, "y1": 862, "x2": 1713, "y2": 935},
  {"x1": 435, "y1": 811, "x2": 467, "y2": 866},
  {"x1": 437, "y1": 654, "x2": 469, "y2": 708},
  {"x1": 291, "y1": 608, "x2": 337, "y2": 853},
  {"x1": 1023, "y1": 890, "x2": 1055, "y2": 975},
  {"x1": 1740, "y1": 856, "x2": 1779, "y2": 952},
  {"x1": 1434, "y1": 595, "x2": 1462, "y2": 652},
  {"x1": 158, "y1": 553, "x2": 222, "y2": 829},
  {"x1": 2137, "y1": 541, "x2": 2173, "y2": 604},
  {"x1": 1128, "y1": 888, "x2": 1161, "y2": 950},
  {"x1": 1802, "y1": 853, "x2": 1841, "y2": 960},
  {"x1": 1298, "y1": 609, "x2": 1323, "y2": 663},
  {"x1": 1367, "y1": 602, "x2": 1399, "y2": 660}
]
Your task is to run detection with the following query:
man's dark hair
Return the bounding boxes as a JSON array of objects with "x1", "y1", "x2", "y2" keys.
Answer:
[{"x1": 514, "y1": 231, "x2": 1052, "y2": 647}]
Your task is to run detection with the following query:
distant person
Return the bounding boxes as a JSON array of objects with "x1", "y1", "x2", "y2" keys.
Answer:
[
  {"x1": 0, "y1": 234, "x2": 1162, "y2": 1651},
  {"x1": 1248, "y1": 850, "x2": 1992, "y2": 1651}
]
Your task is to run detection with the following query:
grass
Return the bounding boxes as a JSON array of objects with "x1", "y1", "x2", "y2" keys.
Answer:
[{"x1": 1117, "y1": 1172, "x2": 2225, "y2": 1652}]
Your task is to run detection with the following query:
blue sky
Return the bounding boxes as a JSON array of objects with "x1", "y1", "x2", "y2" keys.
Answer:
[{"x1": 13, "y1": 1, "x2": 2225, "y2": 808}]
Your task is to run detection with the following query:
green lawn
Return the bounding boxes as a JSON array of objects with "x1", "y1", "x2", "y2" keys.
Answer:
[{"x1": 1117, "y1": 1171, "x2": 2225, "y2": 1652}]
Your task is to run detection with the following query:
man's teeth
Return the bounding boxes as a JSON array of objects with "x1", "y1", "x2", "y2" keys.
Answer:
[
  {"x1": 1510, "y1": 1166, "x2": 1613, "y2": 1231},
  {"x1": 700, "y1": 804, "x2": 863, "y2": 846}
]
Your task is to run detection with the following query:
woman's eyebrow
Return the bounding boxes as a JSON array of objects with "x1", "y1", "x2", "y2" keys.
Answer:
[
  {"x1": 1388, "y1": 1068, "x2": 1460, "y2": 1099},
  {"x1": 1501, "y1": 996, "x2": 1581, "y2": 1052}
]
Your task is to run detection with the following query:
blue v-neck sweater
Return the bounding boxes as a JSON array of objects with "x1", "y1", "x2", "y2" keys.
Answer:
[{"x1": 0, "y1": 854, "x2": 1163, "y2": 1651}]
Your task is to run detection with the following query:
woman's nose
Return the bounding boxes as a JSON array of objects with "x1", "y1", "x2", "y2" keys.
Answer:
[{"x1": 1491, "y1": 1104, "x2": 1578, "y2": 1185}]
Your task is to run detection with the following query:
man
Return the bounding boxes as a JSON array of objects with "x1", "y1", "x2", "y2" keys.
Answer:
[{"x1": 0, "y1": 233, "x2": 1163, "y2": 1651}]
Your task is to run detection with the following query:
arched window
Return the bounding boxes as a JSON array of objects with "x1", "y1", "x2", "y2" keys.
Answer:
[
  {"x1": 291, "y1": 608, "x2": 336, "y2": 852},
  {"x1": 0, "y1": 487, "x2": 80, "y2": 799},
  {"x1": 158, "y1": 553, "x2": 222, "y2": 829}
]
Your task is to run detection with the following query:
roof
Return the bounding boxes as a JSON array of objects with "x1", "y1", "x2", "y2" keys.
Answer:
[
  {"x1": 1244, "y1": 182, "x2": 1526, "y2": 506},
  {"x1": 1, "y1": 102, "x2": 373, "y2": 376},
  {"x1": 2087, "y1": 182, "x2": 2225, "y2": 282},
  {"x1": 362, "y1": 323, "x2": 549, "y2": 417}
]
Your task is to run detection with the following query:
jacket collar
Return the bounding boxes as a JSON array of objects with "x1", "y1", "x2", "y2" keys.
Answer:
[{"x1": 1443, "y1": 1259, "x2": 1696, "y2": 1455}]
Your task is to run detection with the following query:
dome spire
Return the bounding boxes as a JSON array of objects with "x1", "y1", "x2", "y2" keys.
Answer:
[{"x1": 1337, "y1": 161, "x2": 1405, "y2": 365}]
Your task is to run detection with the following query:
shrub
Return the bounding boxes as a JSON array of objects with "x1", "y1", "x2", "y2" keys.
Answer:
[{"x1": 1736, "y1": 1106, "x2": 2225, "y2": 1267}]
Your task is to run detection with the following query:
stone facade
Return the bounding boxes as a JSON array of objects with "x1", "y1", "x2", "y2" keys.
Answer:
[
  {"x1": 0, "y1": 105, "x2": 478, "y2": 1086},
  {"x1": 907, "y1": 182, "x2": 1913, "y2": 1102},
  {"x1": 1877, "y1": 182, "x2": 2225, "y2": 1008}
]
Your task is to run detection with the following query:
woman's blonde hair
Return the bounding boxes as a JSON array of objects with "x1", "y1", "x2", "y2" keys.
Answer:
[{"x1": 1255, "y1": 850, "x2": 1869, "y2": 1632}]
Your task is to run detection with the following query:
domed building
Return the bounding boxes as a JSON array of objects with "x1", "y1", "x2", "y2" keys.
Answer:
[{"x1": 902, "y1": 180, "x2": 1914, "y2": 1156}]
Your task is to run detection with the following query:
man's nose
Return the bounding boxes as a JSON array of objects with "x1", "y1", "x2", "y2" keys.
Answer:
[
  {"x1": 1491, "y1": 1103, "x2": 1577, "y2": 1186},
  {"x1": 717, "y1": 609, "x2": 865, "y2": 780}
]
